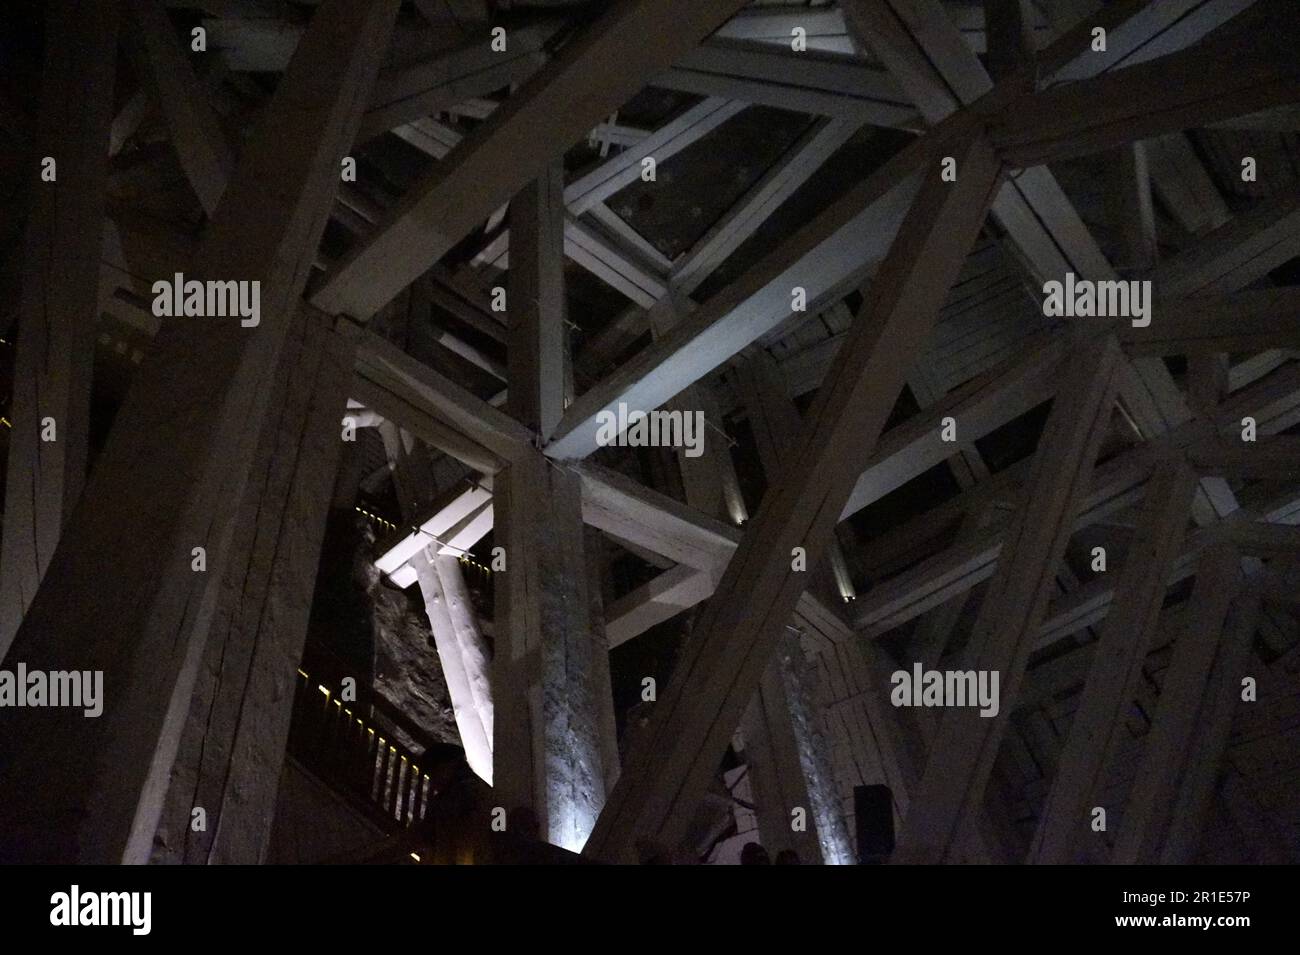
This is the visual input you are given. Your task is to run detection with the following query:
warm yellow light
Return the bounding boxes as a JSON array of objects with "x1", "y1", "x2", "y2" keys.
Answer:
[
  {"x1": 318, "y1": 685, "x2": 330, "y2": 697},
  {"x1": 409, "y1": 852, "x2": 421, "y2": 862}
]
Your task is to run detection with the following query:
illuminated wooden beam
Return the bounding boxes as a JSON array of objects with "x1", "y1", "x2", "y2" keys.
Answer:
[
  {"x1": 545, "y1": 123, "x2": 948, "y2": 460},
  {"x1": 585, "y1": 130, "x2": 1004, "y2": 862},
  {"x1": 153, "y1": 307, "x2": 357, "y2": 863}
]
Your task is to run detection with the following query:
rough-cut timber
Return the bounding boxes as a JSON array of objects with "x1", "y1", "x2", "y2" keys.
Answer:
[
  {"x1": 0, "y1": 0, "x2": 119, "y2": 658},
  {"x1": 310, "y1": 0, "x2": 754, "y2": 320},
  {"x1": 492, "y1": 453, "x2": 614, "y2": 851},
  {"x1": 1028, "y1": 458, "x2": 1199, "y2": 864},
  {"x1": 0, "y1": 0, "x2": 400, "y2": 864},
  {"x1": 584, "y1": 131, "x2": 1004, "y2": 862},
  {"x1": 894, "y1": 335, "x2": 1124, "y2": 864},
  {"x1": 153, "y1": 307, "x2": 357, "y2": 864},
  {"x1": 1112, "y1": 543, "x2": 1243, "y2": 863}
]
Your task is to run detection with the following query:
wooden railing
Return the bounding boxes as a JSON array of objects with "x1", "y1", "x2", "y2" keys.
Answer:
[{"x1": 286, "y1": 665, "x2": 458, "y2": 831}]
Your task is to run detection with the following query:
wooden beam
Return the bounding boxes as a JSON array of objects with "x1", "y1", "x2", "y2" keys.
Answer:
[
  {"x1": 152, "y1": 307, "x2": 356, "y2": 863},
  {"x1": 714, "y1": 6, "x2": 848, "y2": 50},
  {"x1": 1043, "y1": 0, "x2": 1259, "y2": 82},
  {"x1": 0, "y1": 0, "x2": 400, "y2": 864},
  {"x1": 354, "y1": 332, "x2": 532, "y2": 463},
  {"x1": 842, "y1": 336, "x2": 1063, "y2": 519},
  {"x1": 1160, "y1": 592, "x2": 1260, "y2": 864},
  {"x1": 352, "y1": 372, "x2": 503, "y2": 475},
  {"x1": 575, "y1": 110, "x2": 862, "y2": 371},
  {"x1": 1188, "y1": 434, "x2": 1300, "y2": 479},
  {"x1": 578, "y1": 462, "x2": 849, "y2": 655},
  {"x1": 545, "y1": 119, "x2": 953, "y2": 460},
  {"x1": 723, "y1": 348, "x2": 855, "y2": 864},
  {"x1": 1145, "y1": 133, "x2": 1231, "y2": 236},
  {"x1": 604, "y1": 563, "x2": 715, "y2": 649},
  {"x1": 670, "y1": 117, "x2": 862, "y2": 297},
  {"x1": 1122, "y1": 288, "x2": 1300, "y2": 356},
  {"x1": 472, "y1": 98, "x2": 743, "y2": 293},
  {"x1": 992, "y1": 8, "x2": 1300, "y2": 167},
  {"x1": 951, "y1": 0, "x2": 1232, "y2": 259},
  {"x1": 655, "y1": 41, "x2": 918, "y2": 128},
  {"x1": 844, "y1": 0, "x2": 1233, "y2": 527},
  {"x1": 0, "y1": 0, "x2": 119, "y2": 657},
  {"x1": 1112, "y1": 543, "x2": 1243, "y2": 863},
  {"x1": 412, "y1": 550, "x2": 494, "y2": 784},
  {"x1": 565, "y1": 98, "x2": 746, "y2": 217},
  {"x1": 856, "y1": 432, "x2": 1299, "y2": 651},
  {"x1": 1105, "y1": 142, "x2": 1157, "y2": 272},
  {"x1": 492, "y1": 157, "x2": 619, "y2": 847},
  {"x1": 311, "y1": 0, "x2": 753, "y2": 320},
  {"x1": 893, "y1": 335, "x2": 1123, "y2": 863},
  {"x1": 557, "y1": 5, "x2": 1169, "y2": 462},
  {"x1": 1155, "y1": 184, "x2": 1300, "y2": 298},
  {"x1": 735, "y1": 348, "x2": 856, "y2": 600},
  {"x1": 374, "y1": 478, "x2": 492, "y2": 576},
  {"x1": 372, "y1": 423, "x2": 496, "y2": 786},
  {"x1": 124, "y1": 0, "x2": 234, "y2": 215},
  {"x1": 507, "y1": 160, "x2": 567, "y2": 440},
  {"x1": 1220, "y1": 520, "x2": 1300, "y2": 556},
  {"x1": 358, "y1": 22, "x2": 553, "y2": 141},
  {"x1": 584, "y1": 131, "x2": 1004, "y2": 861},
  {"x1": 841, "y1": 0, "x2": 1114, "y2": 282},
  {"x1": 492, "y1": 451, "x2": 616, "y2": 850},
  {"x1": 741, "y1": 633, "x2": 855, "y2": 865},
  {"x1": 1027, "y1": 458, "x2": 1198, "y2": 863},
  {"x1": 983, "y1": 0, "x2": 1036, "y2": 80}
]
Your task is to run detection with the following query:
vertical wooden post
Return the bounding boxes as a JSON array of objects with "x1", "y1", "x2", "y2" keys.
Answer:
[
  {"x1": 495, "y1": 161, "x2": 617, "y2": 849},
  {"x1": 507, "y1": 158, "x2": 567, "y2": 442},
  {"x1": 493, "y1": 453, "x2": 614, "y2": 850}
]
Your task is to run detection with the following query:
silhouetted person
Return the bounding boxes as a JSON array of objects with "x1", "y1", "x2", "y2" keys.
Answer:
[{"x1": 740, "y1": 841, "x2": 771, "y2": 865}]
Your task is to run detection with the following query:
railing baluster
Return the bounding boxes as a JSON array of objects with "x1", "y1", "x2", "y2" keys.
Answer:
[
  {"x1": 290, "y1": 665, "x2": 458, "y2": 836},
  {"x1": 393, "y1": 754, "x2": 406, "y2": 823}
]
